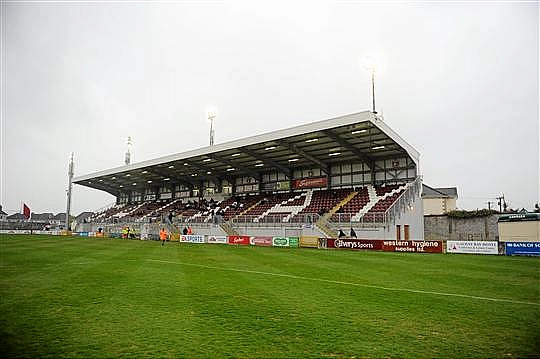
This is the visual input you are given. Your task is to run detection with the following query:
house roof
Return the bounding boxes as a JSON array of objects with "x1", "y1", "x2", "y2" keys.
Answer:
[
  {"x1": 31, "y1": 213, "x2": 54, "y2": 221},
  {"x1": 422, "y1": 184, "x2": 458, "y2": 198}
]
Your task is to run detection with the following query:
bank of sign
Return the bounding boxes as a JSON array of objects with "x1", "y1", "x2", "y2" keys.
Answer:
[{"x1": 505, "y1": 242, "x2": 540, "y2": 256}]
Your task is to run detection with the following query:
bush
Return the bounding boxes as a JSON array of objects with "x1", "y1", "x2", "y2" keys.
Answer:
[{"x1": 447, "y1": 209, "x2": 499, "y2": 218}]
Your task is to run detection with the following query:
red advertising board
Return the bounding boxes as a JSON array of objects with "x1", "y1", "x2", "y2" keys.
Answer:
[
  {"x1": 382, "y1": 240, "x2": 443, "y2": 253},
  {"x1": 250, "y1": 236, "x2": 273, "y2": 247},
  {"x1": 292, "y1": 177, "x2": 328, "y2": 189},
  {"x1": 327, "y1": 239, "x2": 382, "y2": 250},
  {"x1": 228, "y1": 235, "x2": 250, "y2": 245}
]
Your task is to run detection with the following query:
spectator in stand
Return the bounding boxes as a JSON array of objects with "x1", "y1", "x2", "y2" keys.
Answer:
[
  {"x1": 168, "y1": 211, "x2": 173, "y2": 224},
  {"x1": 159, "y1": 228, "x2": 168, "y2": 246},
  {"x1": 182, "y1": 226, "x2": 188, "y2": 235}
]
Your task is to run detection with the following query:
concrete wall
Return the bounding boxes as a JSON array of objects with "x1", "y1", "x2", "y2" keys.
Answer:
[
  {"x1": 423, "y1": 197, "x2": 457, "y2": 215},
  {"x1": 394, "y1": 194, "x2": 425, "y2": 240},
  {"x1": 424, "y1": 214, "x2": 502, "y2": 241}
]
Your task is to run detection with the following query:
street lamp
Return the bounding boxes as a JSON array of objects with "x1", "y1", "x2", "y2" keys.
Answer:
[{"x1": 207, "y1": 108, "x2": 217, "y2": 146}]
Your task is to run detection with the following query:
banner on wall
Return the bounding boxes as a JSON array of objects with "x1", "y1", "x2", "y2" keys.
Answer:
[
  {"x1": 505, "y1": 242, "x2": 540, "y2": 256},
  {"x1": 207, "y1": 235, "x2": 228, "y2": 244},
  {"x1": 292, "y1": 177, "x2": 328, "y2": 189},
  {"x1": 382, "y1": 240, "x2": 443, "y2": 253},
  {"x1": 447, "y1": 241, "x2": 498, "y2": 255},
  {"x1": 327, "y1": 238, "x2": 382, "y2": 250},
  {"x1": 250, "y1": 236, "x2": 273, "y2": 246},
  {"x1": 228, "y1": 236, "x2": 250, "y2": 245}
]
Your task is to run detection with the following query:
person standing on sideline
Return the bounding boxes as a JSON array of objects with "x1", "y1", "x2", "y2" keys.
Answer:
[{"x1": 159, "y1": 228, "x2": 168, "y2": 246}]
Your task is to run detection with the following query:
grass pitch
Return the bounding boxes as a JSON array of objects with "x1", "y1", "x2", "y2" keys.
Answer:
[{"x1": 1, "y1": 235, "x2": 539, "y2": 358}]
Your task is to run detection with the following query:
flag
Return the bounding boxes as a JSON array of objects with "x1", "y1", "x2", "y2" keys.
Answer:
[
  {"x1": 23, "y1": 203, "x2": 31, "y2": 219},
  {"x1": 350, "y1": 227, "x2": 357, "y2": 238}
]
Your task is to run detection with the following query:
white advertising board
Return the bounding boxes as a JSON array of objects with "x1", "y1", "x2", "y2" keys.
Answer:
[
  {"x1": 447, "y1": 241, "x2": 498, "y2": 255},
  {"x1": 207, "y1": 235, "x2": 228, "y2": 244}
]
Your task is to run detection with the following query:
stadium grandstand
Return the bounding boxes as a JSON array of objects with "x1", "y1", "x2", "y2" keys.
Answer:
[{"x1": 74, "y1": 111, "x2": 423, "y2": 240}]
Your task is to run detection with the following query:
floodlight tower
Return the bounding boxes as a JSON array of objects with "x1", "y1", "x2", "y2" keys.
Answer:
[
  {"x1": 125, "y1": 136, "x2": 132, "y2": 165},
  {"x1": 65, "y1": 152, "x2": 74, "y2": 230},
  {"x1": 365, "y1": 57, "x2": 377, "y2": 114},
  {"x1": 207, "y1": 109, "x2": 217, "y2": 146}
]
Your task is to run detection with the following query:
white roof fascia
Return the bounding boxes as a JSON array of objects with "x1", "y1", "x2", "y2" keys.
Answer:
[
  {"x1": 74, "y1": 111, "x2": 373, "y2": 182},
  {"x1": 369, "y1": 113, "x2": 421, "y2": 167}
]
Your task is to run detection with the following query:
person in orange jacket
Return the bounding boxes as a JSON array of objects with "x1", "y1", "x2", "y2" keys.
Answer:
[{"x1": 159, "y1": 228, "x2": 168, "y2": 246}]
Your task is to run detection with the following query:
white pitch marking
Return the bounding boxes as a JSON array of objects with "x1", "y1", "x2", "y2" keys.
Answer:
[{"x1": 147, "y1": 259, "x2": 540, "y2": 307}]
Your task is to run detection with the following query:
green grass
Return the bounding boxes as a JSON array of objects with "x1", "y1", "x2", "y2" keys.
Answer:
[{"x1": 1, "y1": 234, "x2": 539, "y2": 358}]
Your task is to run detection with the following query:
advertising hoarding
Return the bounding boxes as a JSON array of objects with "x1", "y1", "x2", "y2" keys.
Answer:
[
  {"x1": 447, "y1": 241, "x2": 498, "y2": 255},
  {"x1": 292, "y1": 177, "x2": 328, "y2": 189},
  {"x1": 327, "y1": 239, "x2": 382, "y2": 250},
  {"x1": 382, "y1": 240, "x2": 443, "y2": 253},
  {"x1": 505, "y1": 242, "x2": 540, "y2": 256},
  {"x1": 207, "y1": 235, "x2": 228, "y2": 244},
  {"x1": 272, "y1": 237, "x2": 290, "y2": 247},
  {"x1": 250, "y1": 236, "x2": 273, "y2": 246},
  {"x1": 181, "y1": 235, "x2": 205, "y2": 243},
  {"x1": 228, "y1": 236, "x2": 250, "y2": 245},
  {"x1": 299, "y1": 236, "x2": 319, "y2": 248}
]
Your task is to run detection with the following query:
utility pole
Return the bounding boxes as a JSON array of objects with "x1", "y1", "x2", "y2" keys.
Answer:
[
  {"x1": 496, "y1": 194, "x2": 506, "y2": 213},
  {"x1": 66, "y1": 153, "x2": 74, "y2": 231},
  {"x1": 487, "y1": 201, "x2": 492, "y2": 211}
]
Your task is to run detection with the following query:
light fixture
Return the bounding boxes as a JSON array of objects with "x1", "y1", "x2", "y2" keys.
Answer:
[
  {"x1": 191, "y1": 174, "x2": 197, "y2": 177},
  {"x1": 141, "y1": 170, "x2": 148, "y2": 174},
  {"x1": 227, "y1": 168, "x2": 235, "y2": 171},
  {"x1": 183, "y1": 163, "x2": 189, "y2": 166},
  {"x1": 111, "y1": 176, "x2": 116, "y2": 180},
  {"x1": 132, "y1": 183, "x2": 137, "y2": 186},
  {"x1": 168, "y1": 165, "x2": 174, "y2": 169},
  {"x1": 288, "y1": 158, "x2": 299, "y2": 162},
  {"x1": 203, "y1": 158, "x2": 211, "y2": 162},
  {"x1": 328, "y1": 152, "x2": 341, "y2": 156},
  {"x1": 147, "y1": 180, "x2": 152, "y2": 183},
  {"x1": 163, "y1": 178, "x2": 170, "y2": 181},
  {"x1": 98, "y1": 179, "x2": 103, "y2": 182},
  {"x1": 119, "y1": 185, "x2": 124, "y2": 188},
  {"x1": 207, "y1": 171, "x2": 212, "y2": 174},
  {"x1": 255, "y1": 163, "x2": 264, "y2": 167},
  {"x1": 88, "y1": 181, "x2": 92, "y2": 184},
  {"x1": 305, "y1": 138, "x2": 319, "y2": 143},
  {"x1": 372, "y1": 145, "x2": 385, "y2": 150},
  {"x1": 231, "y1": 153, "x2": 241, "y2": 157},
  {"x1": 265, "y1": 146, "x2": 276, "y2": 151},
  {"x1": 352, "y1": 129, "x2": 367, "y2": 134},
  {"x1": 125, "y1": 174, "x2": 131, "y2": 177}
]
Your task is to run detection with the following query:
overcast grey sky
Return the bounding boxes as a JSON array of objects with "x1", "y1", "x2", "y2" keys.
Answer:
[{"x1": 1, "y1": 1, "x2": 538, "y2": 215}]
